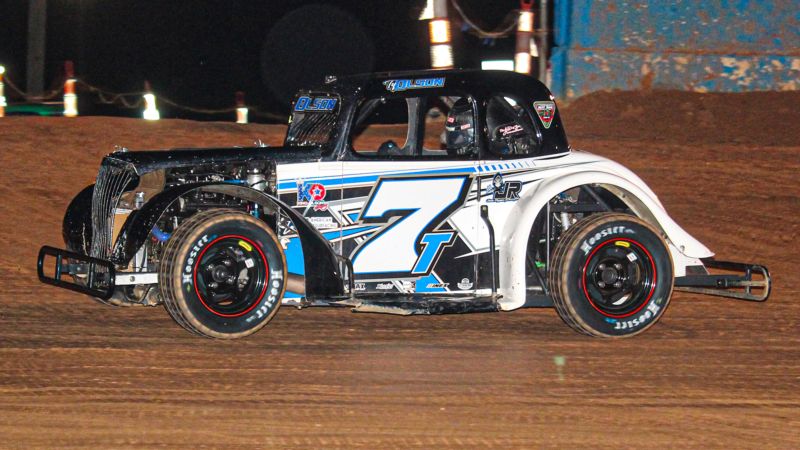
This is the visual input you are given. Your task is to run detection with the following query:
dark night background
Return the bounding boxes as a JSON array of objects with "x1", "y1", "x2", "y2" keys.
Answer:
[{"x1": 0, "y1": 0, "x2": 534, "y2": 121}]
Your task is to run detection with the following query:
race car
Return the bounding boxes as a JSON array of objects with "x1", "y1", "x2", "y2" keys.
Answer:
[{"x1": 37, "y1": 69, "x2": 771, "y2": 339}]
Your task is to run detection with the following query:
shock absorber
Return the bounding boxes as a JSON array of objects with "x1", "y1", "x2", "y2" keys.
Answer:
[{"x1": 247, "y1": 166, "x2": 267, "y2": 218}]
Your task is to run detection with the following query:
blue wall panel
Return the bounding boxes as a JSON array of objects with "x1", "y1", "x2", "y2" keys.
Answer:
[{"x1": 550, "y1": 0, "x2": 800, "y2": 98}]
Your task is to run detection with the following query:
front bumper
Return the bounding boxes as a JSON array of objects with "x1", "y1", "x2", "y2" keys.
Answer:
[{"x1": 37, "y1": 246, "x2": 116, "y2": 300}]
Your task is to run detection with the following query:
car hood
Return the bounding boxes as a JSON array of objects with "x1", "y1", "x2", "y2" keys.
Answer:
[{"x1": 103, "y1": 145, "x2": 322, "y2": 175}]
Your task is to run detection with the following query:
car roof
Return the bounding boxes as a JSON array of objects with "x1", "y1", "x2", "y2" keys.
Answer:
[{"x1": 311, "y1": 69, "x2": 555, "y2": 102}]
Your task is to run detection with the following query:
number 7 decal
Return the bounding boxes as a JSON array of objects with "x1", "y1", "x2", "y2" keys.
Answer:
[{"x1": 351, "y1": 175, "x2": 472, "y2": 278}]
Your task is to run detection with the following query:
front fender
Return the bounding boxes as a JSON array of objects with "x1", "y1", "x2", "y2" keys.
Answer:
[
  {"x1": 62, "y1": 184, "x2": 94, "y2": 255},
  {"x1": 498, "y1": 169, "x2": 713, "y2": 311},
  {"x1": 112, "y1": 183, "x2": 345, "y2": 298}
]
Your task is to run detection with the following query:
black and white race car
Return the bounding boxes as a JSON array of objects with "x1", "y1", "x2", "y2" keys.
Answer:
[{"x1": 38, "y1": 69, "x2": 770, "y2": 338}]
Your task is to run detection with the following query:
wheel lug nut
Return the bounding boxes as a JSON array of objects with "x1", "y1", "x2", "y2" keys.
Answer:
[
  {"x1": 598, "y1": 281, "x2": 606, "y2": 288},
  {"x1": 598, "y1": 264, "x2": 606, "y2": 270},
  {"x1": 614, "y1": 263, "x2": 623, "y2": 270},
  {"x1": 223, "y1": 260, "x2": 232, "y2": 267},
  {"x1": 209, "y1": 282, "x2": 218, "y2": 289},
  {"x1": 614, "y1": 281, "x2": 622, "y2": 288}
]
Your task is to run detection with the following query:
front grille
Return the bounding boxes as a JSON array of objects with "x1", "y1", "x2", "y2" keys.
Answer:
[{"x1": 90, "y1": 159, "x2": 137, "y2": 259}]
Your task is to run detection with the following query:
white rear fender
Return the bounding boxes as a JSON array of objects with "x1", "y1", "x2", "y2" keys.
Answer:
[{"x1": 497, "y1": 168, "x2": 713, "y2": 311}]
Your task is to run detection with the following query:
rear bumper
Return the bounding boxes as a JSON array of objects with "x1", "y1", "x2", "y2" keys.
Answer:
[{"x1": 37, "y1": 246, "x2": 116, "y2": 300}]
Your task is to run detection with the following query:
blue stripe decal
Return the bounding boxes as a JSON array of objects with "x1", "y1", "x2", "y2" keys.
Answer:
[{"x1": 278, "y1": 166, "x2": 477, "y2": 190}]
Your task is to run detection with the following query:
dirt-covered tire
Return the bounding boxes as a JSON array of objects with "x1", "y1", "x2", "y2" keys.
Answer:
[
  {"x1": 159, "y1": 209, "x2": 287, "y2": 339},
  {"x1": 548, "y1": 213, "x2": 673, "y2": 337}
]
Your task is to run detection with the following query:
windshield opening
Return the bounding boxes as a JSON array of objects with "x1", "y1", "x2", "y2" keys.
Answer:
[{"x1": 285, "y1": 93, "x2": 341, "y2": 147}]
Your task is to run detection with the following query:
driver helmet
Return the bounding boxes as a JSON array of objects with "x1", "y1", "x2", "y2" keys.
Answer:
[{"x1": 445, "y1": 98, "x2": 475, "y2": 155}]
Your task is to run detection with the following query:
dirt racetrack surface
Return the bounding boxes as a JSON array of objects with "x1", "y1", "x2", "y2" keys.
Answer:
[{"x1": 1, "y1": 90, "x2": 799, "y2": 448}]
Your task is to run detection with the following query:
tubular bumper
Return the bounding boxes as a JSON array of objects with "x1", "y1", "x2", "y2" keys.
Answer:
[
  {"x1": 674, "y1": 259, "x2": 771, "y2": 302},
  {"x1": 37, "y1": 246, "x2": 116, "y2": 300}
]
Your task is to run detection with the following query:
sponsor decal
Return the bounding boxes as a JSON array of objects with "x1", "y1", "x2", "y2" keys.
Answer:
[
  {"x1": 533, "y1": 101, "x2": 556, "y2": 129},
  {"x1": 307, "y1": 216, "x2": 336, "y2": 229},
  {"x1": 354, "y1": 282, "x2": 367, "y2": 291},
  {"x1": 580, "y1": 229, "x2": 634, "y2": 255},
  {"x1": 427, "y1": 282, "x2": 449, "y2": 289},
  {"x1": 376, "y1": 282, "x2": 394, "y2": 290},
  {"x1": 294, "y1": 96, "x2": 338, "y2": 112},
  {"x1": 446, "y1": 122, "x2": 472, "y2": 132},
  {"x1": 487, "y1": 173, "x2": 521, "y2": 202},
  {"x1": 457, "y1": 278, "x2": 473, "y2": 290},
  {"x1": 383, "y1": 77, "x2": 445, "y2": 92},
  {"x1": 498, "y1": 123, "x2": 524, "y2": 137},
  {"x1": 297, "y1": 180, "x2": 328, "y2": 211}
]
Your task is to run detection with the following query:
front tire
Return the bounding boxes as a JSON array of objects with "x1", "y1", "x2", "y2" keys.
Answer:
[
  {"x1": 159, "y1": 209, "x2": 287, "y2": 339},
  {"x1": 548, "y1": 213, "x2": 673, "y2": 337}
]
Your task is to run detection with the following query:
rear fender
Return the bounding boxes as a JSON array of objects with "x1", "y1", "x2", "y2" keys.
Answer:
[
  {"x1": 111, "y1": 183, "x2": 345, "y2": 297},
  {"x1": 498, "y1": 170, "x2": 713, "y2": 311}
]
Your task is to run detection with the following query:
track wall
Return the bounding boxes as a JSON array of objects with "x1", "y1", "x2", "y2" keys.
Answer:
[{"x1": 550, "y1": 0, "x2": 800, "y2": 98}]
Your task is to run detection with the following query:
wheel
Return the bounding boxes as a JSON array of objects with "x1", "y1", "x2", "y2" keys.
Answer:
[
  {"x1": 159, "y1": 209, "x2": 287, "y2": 339},
  {"x1": 548, "y1": 213, "x2": 673, "y2": 337}
]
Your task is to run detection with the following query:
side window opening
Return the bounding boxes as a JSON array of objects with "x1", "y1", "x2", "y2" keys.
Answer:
[
  {"x1": 351, "y1": 97, "x2": 411, "y2": 156},
  {"x1": 351, "y1": 93, "x2": 478, "y2": 159},
  {"x1": 485, "y1": 95, "x2": 542, "y2": 158}
]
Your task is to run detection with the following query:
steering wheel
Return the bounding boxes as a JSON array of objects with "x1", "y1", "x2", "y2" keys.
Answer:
[{"x1": 378, "y1": 140, "x2": 402, "y2": 156}]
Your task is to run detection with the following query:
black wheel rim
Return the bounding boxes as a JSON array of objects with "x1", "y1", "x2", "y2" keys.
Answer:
[
  {"x1": 581, "y1": 238, "x2": 657, "y2": 318},
  {"x1": 193, "y1": 235, "x2": 269, "y2": 317}
]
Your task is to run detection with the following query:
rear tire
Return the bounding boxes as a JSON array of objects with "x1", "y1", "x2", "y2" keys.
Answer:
[
  {"x1": 159, "y1": 209, "x2": 287, "y2": 339},
  {"x1": 548, "y1": 213, "x2": 673, "y2": 337}
]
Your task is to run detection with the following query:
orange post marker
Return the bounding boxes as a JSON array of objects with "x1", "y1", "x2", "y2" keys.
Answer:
[
  {"x1": 515, "y1": 0, "x2": 534, "y2": 75},
  {"x1": 426, "y1": 0, "x2": 453, "y2": 69},
  {"x1": 142, "y1": 80, "x2": 160, "y2": 121},
  {"x1": 63, "y1": 61, "x2": 78, "y2": 117},
  {"x1": 0, "y1": 65, "x2": 6, "y2": 117},
  {"x1": 235, "y1": 91, "x2": 248, "y2": 124}
]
